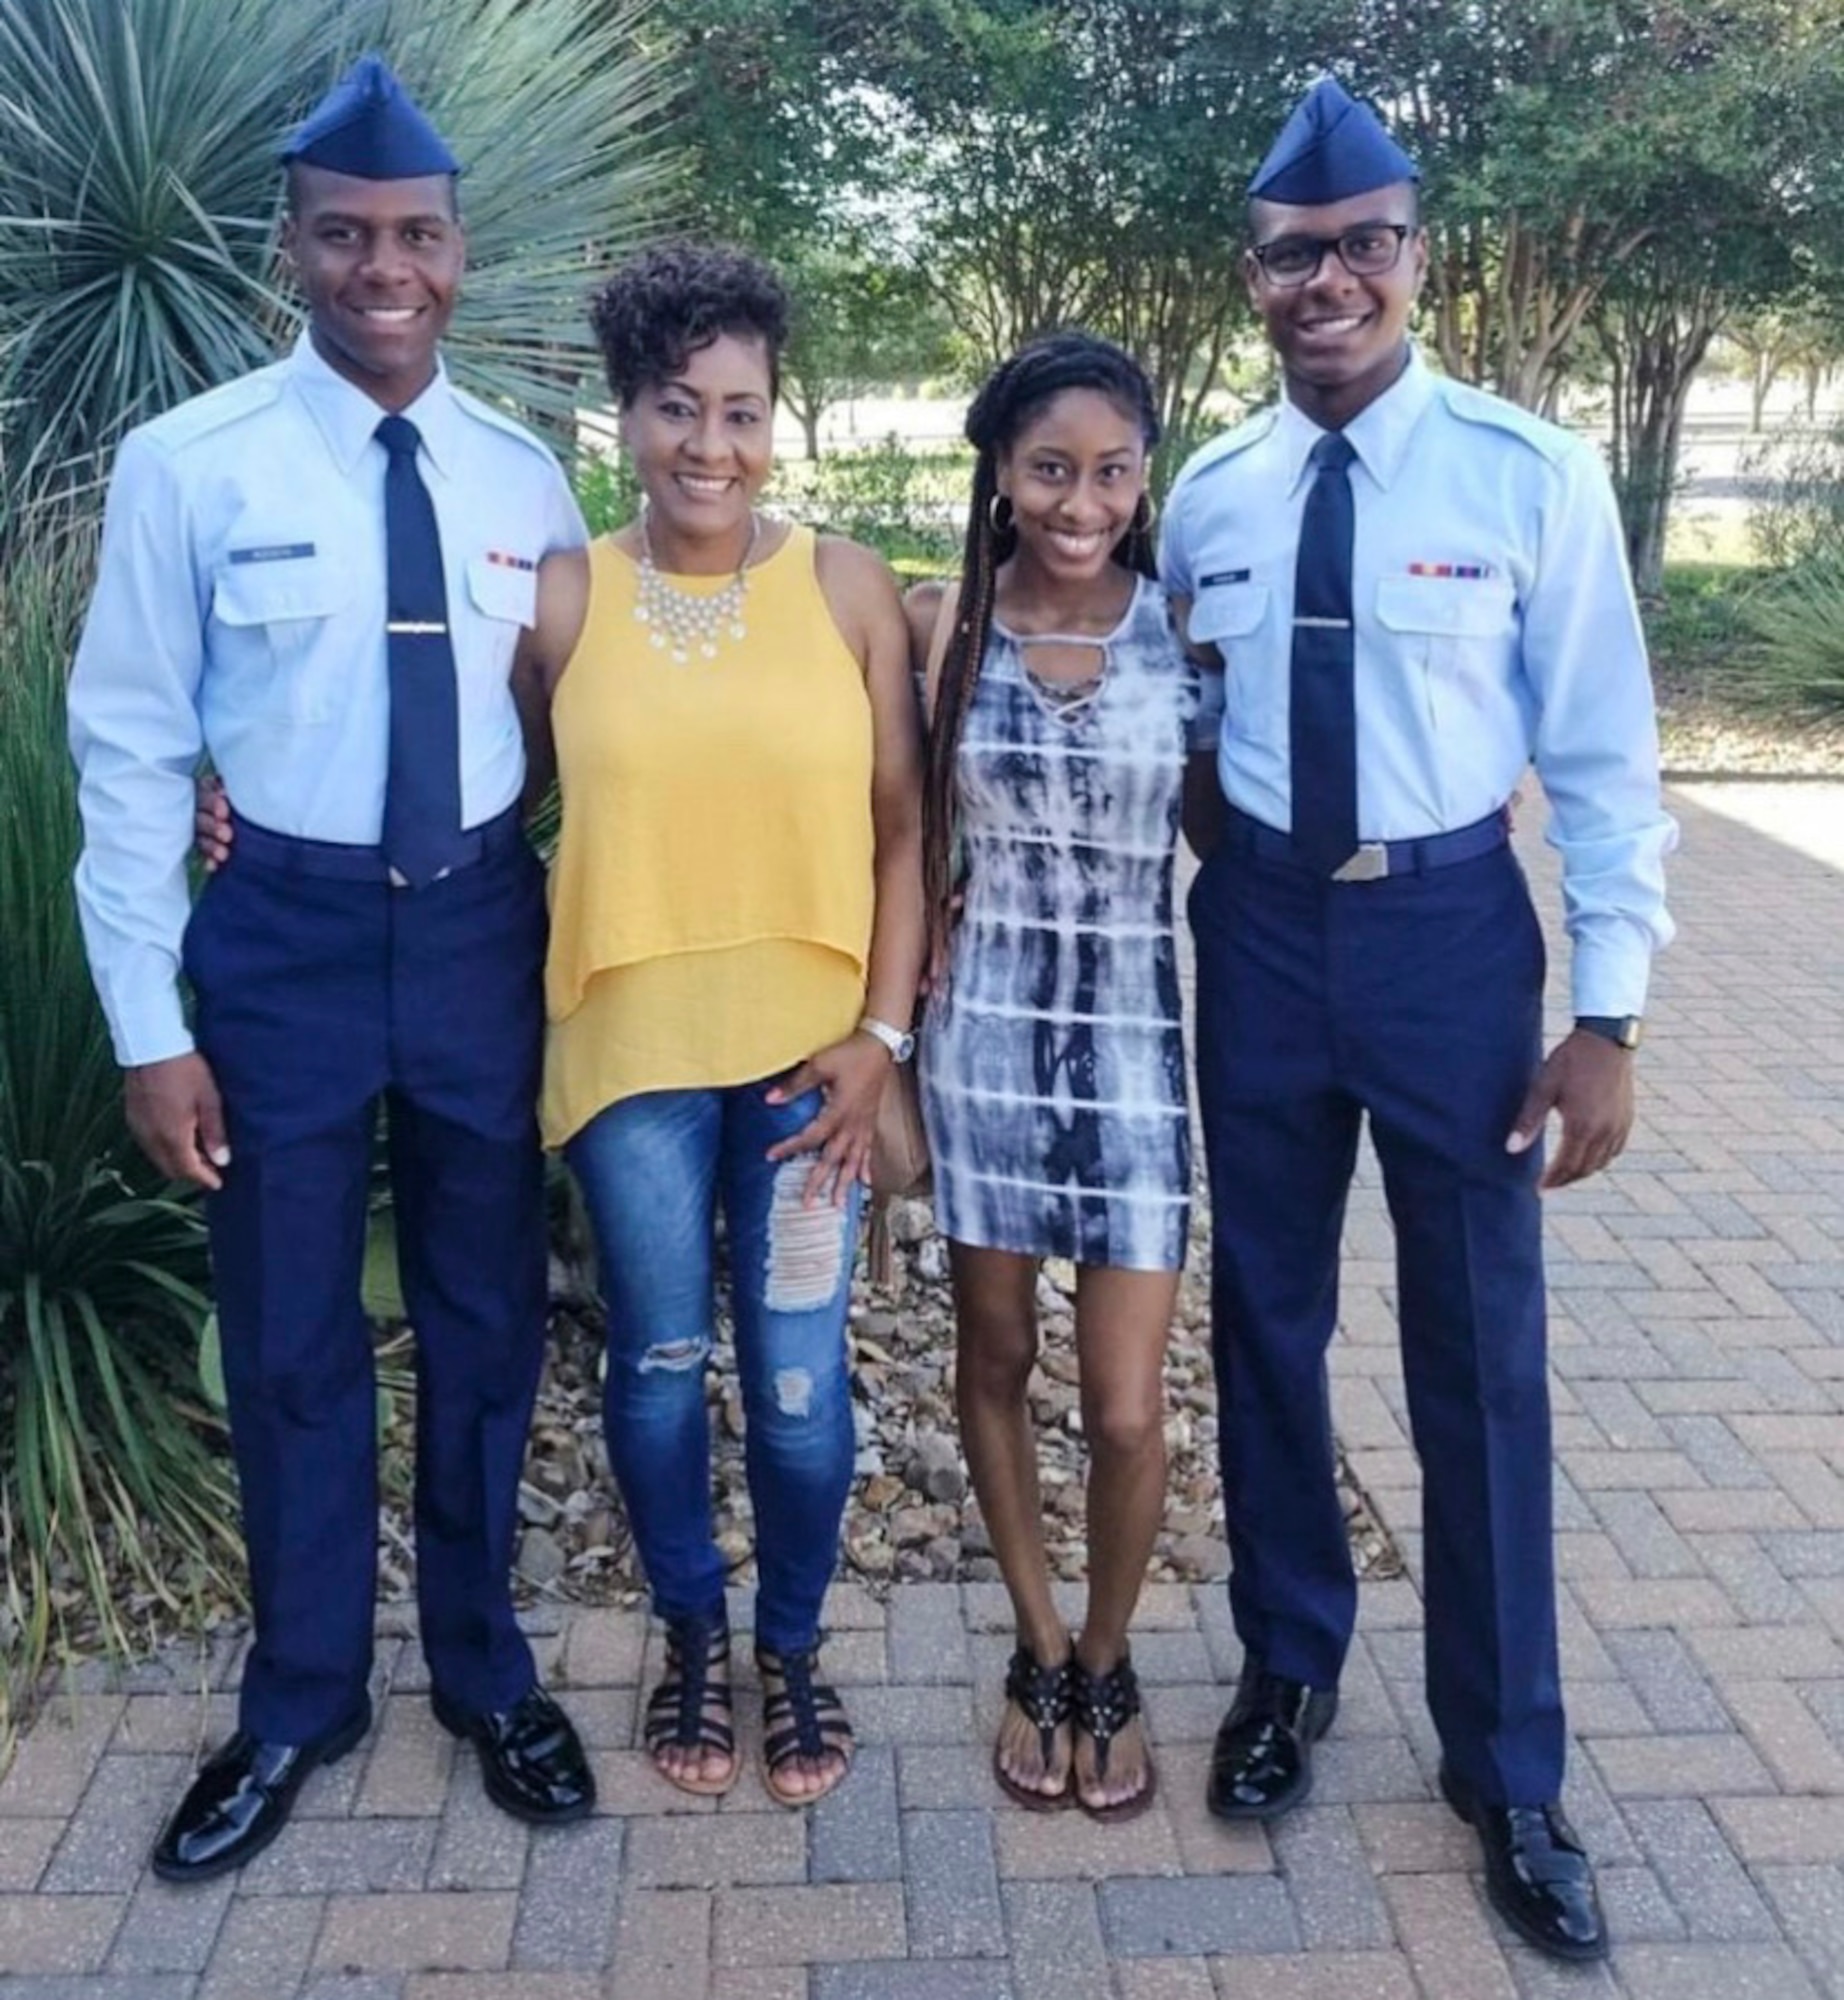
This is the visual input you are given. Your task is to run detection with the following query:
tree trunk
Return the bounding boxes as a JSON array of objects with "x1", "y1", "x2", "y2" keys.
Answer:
[
  {"x1": 782, "y1": 392, "x2": 824, "y2": 461},
  {"x1": 1601, "y1": 297, "x2": 1718, "y2": 598}
]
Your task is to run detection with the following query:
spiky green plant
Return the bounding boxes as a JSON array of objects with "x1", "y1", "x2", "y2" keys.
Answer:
[
  {"x1": 0, "y1": 0, "x2": 674, "y2": 530},
  {"x1": 0, "y1": 518, "x2": 243, "y2": 1693},
  {"x1": 1740, "y1": 547, "x2": 1844, "y2": 714}
]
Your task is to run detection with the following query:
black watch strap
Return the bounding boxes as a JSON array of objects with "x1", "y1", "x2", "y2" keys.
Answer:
[{"x1": 1575, "y1": 1015, "x2": 1644, "y2": 1051}]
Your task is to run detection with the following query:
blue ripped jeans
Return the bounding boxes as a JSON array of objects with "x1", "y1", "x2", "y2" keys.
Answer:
[{"x1": 566, "y1": 1080, "x2": 861, "y2": 1655}]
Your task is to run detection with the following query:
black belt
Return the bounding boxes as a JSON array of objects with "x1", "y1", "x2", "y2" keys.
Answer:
[
  {"x1": 1222, "y1": 804, "x2": 1510, "y2": 882},
  {"x1": 229, "y1": 803, "x2": 525, "y2": 886}
]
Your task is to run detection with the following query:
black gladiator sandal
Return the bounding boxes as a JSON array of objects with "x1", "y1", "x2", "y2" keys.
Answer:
[
  {"x1": 756, "y1": 1641, "x2": 854, "y2": 1808},
  {"x1": 993, "y1": 1644, "x2": 1074, "y2": 1812},
  {"x1": 642, "y1": 1610, "x2": 738, "y2": 1797},
  {"x1": 1069, "y1": 1650, "x2": 1156, "y2": 1824}
]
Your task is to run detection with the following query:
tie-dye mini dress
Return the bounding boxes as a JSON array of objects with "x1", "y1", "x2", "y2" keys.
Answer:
[{"x1": 920, "y1": 576, "x2": 1199, "y2": 1272}]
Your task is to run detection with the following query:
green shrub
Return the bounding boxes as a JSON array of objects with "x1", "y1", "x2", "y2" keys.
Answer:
[
  {"x1": 575, "y1": 450, "x2": 643, "y2": 540},
  {"x1": 775, "y1": 434, "x2": 969, "y2": 573},
  {"x1": 1644, "y1": 562, "x2": 1763, "y2": 680},
  {"x1": 0, "y1": 522, "x2": 241, "y2": 1696},
  {"x1": 1742, "y1": 420, "x2": 1844, "y2": 570},
  {"x1": 1738, "y1": 548, "x2": 1844, "y2": 714}
]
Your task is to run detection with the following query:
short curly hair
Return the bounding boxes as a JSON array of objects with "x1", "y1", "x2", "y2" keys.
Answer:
[{"x1": 588, "y1": 240, "x2": 790, "y2": 408}]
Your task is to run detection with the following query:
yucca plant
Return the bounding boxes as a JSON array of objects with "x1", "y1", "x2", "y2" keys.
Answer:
[
  {"x1": 0, "y1": 517, "x2": 243, "y2": 1697},
  {"x1": 0, "y1": 0, "x2": 674, "y2": 532},
  {"x1": 1740, "y1": 547, "x2": 1844, "y2": 714}
]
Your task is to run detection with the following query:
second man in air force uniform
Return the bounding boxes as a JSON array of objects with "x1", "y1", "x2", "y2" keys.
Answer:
[
  {"x1": 1163, "y1": 78, "x2": 1676, "y2": 1962},
  {"x1": 69, "y1": 56, "x2": 595, "y2": 1880}
]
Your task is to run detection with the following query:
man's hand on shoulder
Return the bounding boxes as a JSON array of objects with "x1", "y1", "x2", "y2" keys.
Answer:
[
  {"x1": 1505, "y1": 1030, "x2": 1636, "y2": 1191},
  {"x1": 125, "y1": 1053, "x2": 230, "y2": 1191}
]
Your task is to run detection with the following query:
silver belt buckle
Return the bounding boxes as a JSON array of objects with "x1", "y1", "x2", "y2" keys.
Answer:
[{"x1": 1331, "y1": 843, "x2": 1389, "y2": 883}]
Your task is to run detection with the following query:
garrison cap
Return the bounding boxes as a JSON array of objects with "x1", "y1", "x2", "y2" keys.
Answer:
[
  {"x1": 281, "y1": 54, "x2": 459, "y2": 178},
  {"x1": 1249, "y1": 77, "x2": 1418, "y2": 205}
]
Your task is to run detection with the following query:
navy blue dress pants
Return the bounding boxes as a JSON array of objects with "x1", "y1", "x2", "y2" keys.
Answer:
[
  {"x1": 1189, "y1": 839, "x2": 1566, "y2": 1807},
  {"x1": 183, "y1": 835, "x2": 548, "y2": 1744}
]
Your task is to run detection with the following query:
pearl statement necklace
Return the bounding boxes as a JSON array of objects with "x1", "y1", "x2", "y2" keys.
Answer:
[{"x1": 633, "y1": 508, "x2": 760, "y2": 663}]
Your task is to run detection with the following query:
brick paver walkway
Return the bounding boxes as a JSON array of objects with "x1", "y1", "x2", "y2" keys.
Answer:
[{"x1": 3, "y1": 784, "x2": 1842, "y2": 1999}]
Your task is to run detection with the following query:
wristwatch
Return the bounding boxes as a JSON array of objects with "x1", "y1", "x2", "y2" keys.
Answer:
[
  {"x1": 1575, "y1": 1015, "x2": 1644, "y2": 1051},
  {"x1": 859, "y1": 1015, "x2": 917, "y2": 1064}
]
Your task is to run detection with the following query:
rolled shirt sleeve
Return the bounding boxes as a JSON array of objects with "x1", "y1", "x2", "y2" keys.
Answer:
[
  {"x1": 1522, "y1": 439, "x2": 1678, "y2": 1018},
  {"x1": 68, "y1": 433, "x2": 209, "y2": 1067}
]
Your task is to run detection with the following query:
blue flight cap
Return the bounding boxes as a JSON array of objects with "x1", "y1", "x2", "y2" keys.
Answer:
[
  {"x1": 281, "y1": 54, "x2": 459, "y2": 179},
  {"x1": 1249, "y1": 77, "x2": 1418, "y2": 205}
]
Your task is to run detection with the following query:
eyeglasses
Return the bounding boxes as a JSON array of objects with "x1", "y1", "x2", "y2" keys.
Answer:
[{"x1": 1250, "y1": 224, "x2": 1412, "y2": 288}]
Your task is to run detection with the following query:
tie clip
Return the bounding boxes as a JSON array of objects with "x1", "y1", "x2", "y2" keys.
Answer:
[
  {"x1": 1293, "y1": 616, "x2": 1352, "y2": 629},
  {"x1": 387, "y1": 620, "x2": 448, "y2": 635}
]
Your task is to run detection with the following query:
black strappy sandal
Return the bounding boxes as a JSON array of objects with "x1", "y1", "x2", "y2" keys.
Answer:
[
  {"x1": 1069, "y1": 1651, "x2": 1157, "y2": 1823},
  {"x1": 756, "y1": 1642, "x2": 854, "y2": 1808},
  {"x1": 642, "y1": 1610, "x2": 737, "y2": 1797},
  {"x1": 993, "y1": 1644, "x2": 1075, "y2": 1811}
]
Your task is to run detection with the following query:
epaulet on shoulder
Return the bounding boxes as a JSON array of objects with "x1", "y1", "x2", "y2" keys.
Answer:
[
  {"x1": 136, "y1": 362, "x2": 290, "y2": 454},
  {"x1": 450, "y1": 385, "x2": 557, "y2": 462},
  {"x1": 1439, "y1": 377, "x2": 1572, "y2": 466},
  {"x1": 1171, "y1": 406, "x2": 1280, "y2": 496}
]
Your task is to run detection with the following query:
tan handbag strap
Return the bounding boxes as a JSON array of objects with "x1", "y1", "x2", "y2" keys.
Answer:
[{"x1": 921, "y1": 578, "x2": 963, "y2": 725}]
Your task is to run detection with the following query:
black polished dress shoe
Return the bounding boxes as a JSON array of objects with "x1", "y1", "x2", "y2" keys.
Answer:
[
  {"x1": 431, "y1": 1683, "x2": 595, "y2": 1824},
  {"x1": 1440, "y1": 1765, "x2": 1609, "y2": 1962},
  {"x1": 1205, "y1": 1664, "x2": 1338, "y2": 1822},
  {"x1": 150, "y1": 1699, "x2": 372, "y2": 1883}
]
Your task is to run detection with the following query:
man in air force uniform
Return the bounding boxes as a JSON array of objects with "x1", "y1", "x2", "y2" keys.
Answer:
[
  {"x1": 69, "y1": 55, "x2": 595, "y2": 1882},
  {"x1": 1163, "y1": 77, "x2": 1675, "y2": 1962}
]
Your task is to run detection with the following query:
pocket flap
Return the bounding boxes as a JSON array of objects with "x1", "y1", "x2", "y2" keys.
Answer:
[
  {"x1": 212, "y1": 558, "x2": 349, "y2": 627},
  {"x1": 468, "y1": 554, "x2": 538, "y2": 628},
  {"x1": 1186, "y1": 581, "x2": 1269, "y2": 644},
  {"x1": 1375, "y1": 576, "x2": 1516, "y2": 637}
]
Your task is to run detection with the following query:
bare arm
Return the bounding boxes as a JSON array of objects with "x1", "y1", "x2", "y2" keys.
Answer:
[
  {"x1": 766, "y1": 536, "x2": 926, "y2": 1201},
  {"x1": 1169, "y1": 592, "x2": 1228, "y2": 858},
  {"x1": 513, "y1": 546, "x2": 590, "y2": 817}
]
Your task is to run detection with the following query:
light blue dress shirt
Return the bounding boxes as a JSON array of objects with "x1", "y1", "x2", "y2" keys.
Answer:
[
  {"x1": 1161, "y1": 350, "x2": 1676, "y2": 1018},
  {"x1": 69, "y1": 333, "x2": 586, "y2": 1067}
]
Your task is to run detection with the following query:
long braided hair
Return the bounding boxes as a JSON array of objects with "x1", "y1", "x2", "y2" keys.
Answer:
[{"x1": 922, "y1": 330, "x2": 1162, "y2": 971}]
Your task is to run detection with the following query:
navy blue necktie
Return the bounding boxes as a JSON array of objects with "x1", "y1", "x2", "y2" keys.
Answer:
[
  {"x1": 377, "y1": 414, "x2": 465, "y2": 886},
  {"x1": 1290, "y1": 431, "x2": 1358, "y2": 873}
]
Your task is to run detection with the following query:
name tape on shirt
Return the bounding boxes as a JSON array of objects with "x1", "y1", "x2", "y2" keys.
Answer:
[
  {"x1": 484, "y1": 550, "x2": 538, "y2": 572},
  {"x1": 1406, "y1": 562, "x2": 1494, "y2": 579},
  {"x1": 1198, "y1": 569, "x2": 1252, "y2": 588},
  {"x1": 228, "y1": 542, "x2": 316, "y2": 565}
]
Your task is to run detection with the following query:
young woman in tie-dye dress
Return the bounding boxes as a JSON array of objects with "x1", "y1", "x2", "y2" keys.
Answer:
[{"x1": 906, "y1": 333, "x2": 1219, "y2": 1826}]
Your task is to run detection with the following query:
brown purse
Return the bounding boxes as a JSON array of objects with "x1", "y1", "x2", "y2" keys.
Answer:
[
  {"x1": 866, "y1": 582, "x2": 961, "y2": 1216},
  {"x1": 869, "y1": 1061, "x2": 931, "y2": 1200}
]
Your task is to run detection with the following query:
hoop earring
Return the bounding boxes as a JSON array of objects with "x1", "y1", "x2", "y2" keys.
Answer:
[{"x1": 988, "y1": 494, "x2": 1014, "y2": 536}]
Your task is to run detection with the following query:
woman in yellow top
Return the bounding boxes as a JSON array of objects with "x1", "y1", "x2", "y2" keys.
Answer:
[{"x1": 526, "y1": 245, "x2": 924, "y2": 1808}]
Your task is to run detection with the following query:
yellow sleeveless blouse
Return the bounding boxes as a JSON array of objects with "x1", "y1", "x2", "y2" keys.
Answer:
[{"x1": 540, "y1": 524, "x2": 874, "y2": 1147}]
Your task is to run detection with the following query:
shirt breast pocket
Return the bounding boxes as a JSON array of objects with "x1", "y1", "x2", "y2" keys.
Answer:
[
  {"x1": 467, "y1": 556, "x2": 537, "y2": 633},
  {"x1": 1374, "y1": 576, "x2": 1518, "y2": 725},
  {"x1": 1185, "y1": 581, "x2": 1277, "y2": 736},
  {"x1": 211, "y1": 559, "x2": 352, "y2": 724}
]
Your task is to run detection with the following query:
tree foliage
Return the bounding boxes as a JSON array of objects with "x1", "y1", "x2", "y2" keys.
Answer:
[{"x1": 665, "y1": 0, "x2": 1844, "y2": 582}]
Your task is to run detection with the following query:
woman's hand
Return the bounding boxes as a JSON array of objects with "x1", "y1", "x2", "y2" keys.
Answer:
[
  {"x1": 763, "y1": 1030, "x2": 895, "y2": 1206},
  {"x1": 195, "y1": 774, "x2": 233, "y2": 871}
]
